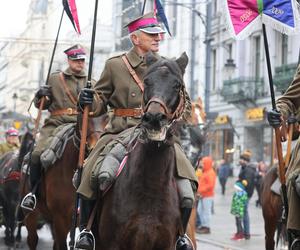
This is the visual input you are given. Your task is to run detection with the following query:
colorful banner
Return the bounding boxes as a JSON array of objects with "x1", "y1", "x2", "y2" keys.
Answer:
[
  {"x1": 223, "y1": 0, "x2": 300, "y2": 39},
  {"x1": 62, "y1": 0, "x2": 81, "y2": 34}
]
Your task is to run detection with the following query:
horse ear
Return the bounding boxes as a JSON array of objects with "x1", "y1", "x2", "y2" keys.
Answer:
[
  {"x1": 145, "y1": 52, "x2": 159, "y2": 66},
  {"x1": 175, "y1": 52, "x2": 189, "y2": 74}
]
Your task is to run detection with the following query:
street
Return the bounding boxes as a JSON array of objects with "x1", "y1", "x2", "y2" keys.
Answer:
[{"x1": 0, "y1": 177, "x2": 269, "y2": 250}]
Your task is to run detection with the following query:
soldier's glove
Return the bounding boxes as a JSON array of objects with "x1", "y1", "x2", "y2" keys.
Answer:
[
  {"x1": 267, "y1": 109, "x2": 282, "y2": 128},
  {"x1": 35, "y1": 85, "x2": 52, "y2": 99},
  {"x1": 287, "y1": 115, "x2": 297, "y2": 125},
  {"x1": 78, "y1": 88, "x2": 95, "y2": 109}
]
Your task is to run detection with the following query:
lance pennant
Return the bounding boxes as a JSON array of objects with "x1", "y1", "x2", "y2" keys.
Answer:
[{"x1": 62, "y1": 0, "x2": 81, "y2": 34}]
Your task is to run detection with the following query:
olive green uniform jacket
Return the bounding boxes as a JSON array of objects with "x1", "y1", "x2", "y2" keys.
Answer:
[
  {"x1": 0, "y1": 142, "x2": 19, "y2": 156},
  {"x1": 32, "y1": 67, "x2": 87, "y2": 162},
  {"x1": 276, "y1": 65, "x2": 300, "y2": 230},
  {"x1": 77, "y1": 48, "x2": 197, "y2": 199}
]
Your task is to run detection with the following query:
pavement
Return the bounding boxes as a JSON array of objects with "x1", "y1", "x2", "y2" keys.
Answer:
[{"x1": 195, "y1": 176, "x2": 282, "y2": 250}]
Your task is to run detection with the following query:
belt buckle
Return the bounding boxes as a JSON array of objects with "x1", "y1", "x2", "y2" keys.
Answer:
[
  {"x1": 133, "y1": 108, "x2": 142, "y2": 118},
  {"x1": 67, "y1": 108, "x2": 73, "y2": 115}
]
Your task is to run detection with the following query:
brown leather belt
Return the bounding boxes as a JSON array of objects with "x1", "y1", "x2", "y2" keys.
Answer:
[
  {"x1": 113, "y1": 108, "x2": 142, "y2": 117},
  {"x1": 50, "y1": 108, "x2": 79, "y2": 116}
]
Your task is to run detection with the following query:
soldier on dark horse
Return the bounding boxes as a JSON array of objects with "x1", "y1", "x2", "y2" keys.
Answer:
[
  {"x1": 21, "y1": 44, "x2": 91, "y2": 211},
  {"x1": 75, "y1": 12, "x2": 198, "y2": 250}
]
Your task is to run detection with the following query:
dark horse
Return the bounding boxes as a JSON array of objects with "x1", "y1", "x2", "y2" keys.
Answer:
[
  {"x1": 0, "y1": 131, "x2": 34, "y2": 246},
  {"x1": 261, "y1": 165, "x2": 287, "y2": 250},
  {"x1": 95, "y1": 52, "x2": 195, "y2": 250},
  {"x1": 22, "y1": 115, "x2": 107, "y2": 250}
]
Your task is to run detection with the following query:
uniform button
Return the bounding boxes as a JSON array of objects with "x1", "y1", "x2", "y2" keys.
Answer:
[{"x1": 131, "y1": 92, "x2": 136, "y2": 97}]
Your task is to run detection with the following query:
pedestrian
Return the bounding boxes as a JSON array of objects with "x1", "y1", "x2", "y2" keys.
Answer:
[
  {"x1": 230, "y1": 180, "x2": 248, "y2": 240},
  {"x1": 0, "y1": 128, "x2": 20, "y2": 156},
  {"x1": 238, "y1": 150, "x2": 257, "y2": 240},
  {"x1": 20, "y1": 44, "x2": 89, "y2": 211},
  {"x1": 75, "y1": 11, "x2": 197, "y2": 250},
  {"x1": 217, "y1": 158, "x2": 231, "y2": 195},
  {"x1": 197, "y1": 156, "x2": 216, "y2": 234},
  {"x1": 267, "y1": 64, "x2": 300, "y2": 246}
]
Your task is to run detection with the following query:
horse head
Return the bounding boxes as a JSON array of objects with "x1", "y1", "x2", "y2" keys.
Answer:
[{"x1": 141, "y1": 52, "x2": 188, "y2": 141}]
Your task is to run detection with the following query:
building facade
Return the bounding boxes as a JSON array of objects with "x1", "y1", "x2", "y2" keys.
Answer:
[{"x1": 206, "y1": 0, "x2": 300, "y2": 165}]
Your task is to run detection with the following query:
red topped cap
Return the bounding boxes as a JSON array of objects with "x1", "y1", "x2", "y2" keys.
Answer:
[
  {"x1": 6, "y1": 127, "x2": 19, "y2": 136},
  {"x1": 64, "y1": 44, "x2": 86, "y2": 60}
]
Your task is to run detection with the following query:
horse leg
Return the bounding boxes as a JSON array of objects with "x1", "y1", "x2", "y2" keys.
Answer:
[
  {"x1": 16, "y1": 222, "x2": 22, "y2": 242},
  {"x1": 264, "y1": 213, "x2": 277, "y2": 250},
  {"x1": 51, "y1": 214, "x2": 70, "y2": 250},
  {"x1": 25, "y1": 211, "x2": 39, "y2": 250}
]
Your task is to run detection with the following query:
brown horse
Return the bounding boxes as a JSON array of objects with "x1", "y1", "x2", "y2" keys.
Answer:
[
  {"x1": 261, "y1": 165, "x2": 287, "y2": 250},
  {"x1": 22, "y1": 115, "x2": 107, "y2": 250},
  {"x1": 94, "y1": 53, "x2": 196, "y2": 250}
]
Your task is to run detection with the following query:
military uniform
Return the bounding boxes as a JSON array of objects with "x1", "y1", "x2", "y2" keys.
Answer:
[
  {"x1": 32, "y1": 67, "x2": 87, "y2": 160},
  {"x1": 275, "y1": 64, "x2": 300, "y2": 230},
  {"x1": 77, "y1": 47, "x2": 197, "y2": 199},
  {"x1": 0, "y1": 142, "x2": 19, "y2": 156}
]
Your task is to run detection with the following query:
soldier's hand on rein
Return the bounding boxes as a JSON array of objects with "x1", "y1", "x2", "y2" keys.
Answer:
[
  {"x1": 79, "y1": 88, "x2": 95, "y2": 107},
  {"x1": 35, "y1": 85, "x2": 52, "y2": 99},
  {"x1": 267, "y1": 109, "x2": 282, "y2": 128}
]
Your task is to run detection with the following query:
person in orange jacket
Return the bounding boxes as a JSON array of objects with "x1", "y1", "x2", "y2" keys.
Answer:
[{"x1": 196, "y1": 156, "x2": 216, "y2": 234}]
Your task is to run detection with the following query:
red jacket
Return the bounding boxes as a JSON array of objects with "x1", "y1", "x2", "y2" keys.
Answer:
[{"x1": 198, "y1": 156, "x2": 216, "y2": 198}]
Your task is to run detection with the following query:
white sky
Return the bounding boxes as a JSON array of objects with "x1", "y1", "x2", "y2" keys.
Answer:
[{"x1": 0, "y1": 0, "x2": 112, "y2": 37}]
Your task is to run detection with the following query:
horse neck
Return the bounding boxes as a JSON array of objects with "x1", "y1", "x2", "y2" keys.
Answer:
[
  {"x1": 18, "y1": 132, "x2": 34, "y2": 170},
  {"x1": 127, "y1": 141, "x2": 176, "y2": 191}
]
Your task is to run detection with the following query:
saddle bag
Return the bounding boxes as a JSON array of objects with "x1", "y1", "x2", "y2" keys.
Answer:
[{"x1": 40, "y1": 123, "x2": 75, "y2": 169}]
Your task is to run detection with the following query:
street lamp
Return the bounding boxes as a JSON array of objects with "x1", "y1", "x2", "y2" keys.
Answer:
[
  {"x1": 12, "y1": 93, "x2": 18, "y2": 113},
  {"x1": 223, "y1": 43, "x2": 236, "y2": 79}
]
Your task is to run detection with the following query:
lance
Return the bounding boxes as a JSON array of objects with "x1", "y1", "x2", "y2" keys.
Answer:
[
  {"x1": 142, "y1": 0, "x2": 147, "y2": 14},
  {"x1": 69, "y1": 0, "x2": 99, "y2": 248},
  {"x1": 262, "y1": 23, "x2": 289, "y2": 237}
]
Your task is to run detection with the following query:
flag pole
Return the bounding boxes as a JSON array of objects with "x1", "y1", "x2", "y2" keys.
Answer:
[
  {"x1": 262, "y1": 22, "x2": 289, "y2": 229},
  {"x1": 69, "y1": 0, "x2": 99, "y2": 248},
  {"x1": 142, "y1": 0, "x2": 147, "y2": 14}
]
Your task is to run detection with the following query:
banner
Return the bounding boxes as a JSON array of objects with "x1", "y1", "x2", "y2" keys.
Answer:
[{"x1": 223, "y1": 0, "x2": 300, "y2": 39}]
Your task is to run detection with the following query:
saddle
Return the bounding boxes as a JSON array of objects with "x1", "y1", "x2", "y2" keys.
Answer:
[{"x1": 40, "y1": 123, "x2": 75, "y2": 170}]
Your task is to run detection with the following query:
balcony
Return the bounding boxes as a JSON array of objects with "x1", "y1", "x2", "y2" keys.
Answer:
[
  {"x1": 273, "y1": 63, "x2": 298, "y2": 93},
  {"x1": 220, "y1": 77, "x2": 264, "y2": 106}
]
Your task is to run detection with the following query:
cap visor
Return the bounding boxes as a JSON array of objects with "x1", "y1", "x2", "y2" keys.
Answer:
[
  {"x1": 139, "y1": 26, "x2": 166, "y2": 34},
  {"x1": 69, "y1": 55, "x2": 86, "y2": 60}
]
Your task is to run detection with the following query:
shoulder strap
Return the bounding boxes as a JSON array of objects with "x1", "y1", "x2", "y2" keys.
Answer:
[
  {"x1": 59, "y1": 72, "x2": 78, "y2": 105},
  {"x1": 121, "y1": 55, "x2": 144, "y2": 92}
]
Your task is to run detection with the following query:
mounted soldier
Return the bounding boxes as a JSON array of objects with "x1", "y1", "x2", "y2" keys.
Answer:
[
  {"x1": 75, "y1": 12, "x2": 198, "y2": 250},
  {"x1": 21, "y1": 44, "x2": 90, "y2": 211},
  {"x1": 0, "y1": 128, "x2": 20, "y2": 156},
  {"x1": 267, "y1": 64, "x2": 300, "y2": 248}
]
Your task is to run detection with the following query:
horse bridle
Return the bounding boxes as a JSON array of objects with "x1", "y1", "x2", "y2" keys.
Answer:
[{"x1": 142, "y1": 87, "x2": 186, "y2": 122}]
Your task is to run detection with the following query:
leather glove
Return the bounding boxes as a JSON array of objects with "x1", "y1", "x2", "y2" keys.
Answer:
[
  {"x1": 267, "y1": 109, "x2": 282, "y2": 128},
  {"x1": 287, "y1": 115, "x2": 297, "y2": 125},
  {"x1": 35, "y1": 85, "x2": 52, "y2": 99},
  {"x1": 79, "y1": 88, "x2": 95, "y2": 107}
]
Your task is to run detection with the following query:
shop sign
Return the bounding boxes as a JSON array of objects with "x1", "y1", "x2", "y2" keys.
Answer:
[
  {"x1": 215, "y1": 115, "x2": 229, "y2": 124},
  {"x1": 246, "y1": 108, "x2": 265, "y2": 121}
]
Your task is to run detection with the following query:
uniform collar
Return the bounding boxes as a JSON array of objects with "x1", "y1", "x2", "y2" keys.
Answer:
[
  {"x1": 63, "y1": 67, "x2": 87, "y2": 77},
  {"x1": 126, "y1": 47, "x2": 161, "y2": 68}
]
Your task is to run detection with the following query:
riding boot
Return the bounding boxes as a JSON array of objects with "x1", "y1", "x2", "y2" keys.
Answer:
[
  {"x1": 75, "y1": 199, "x2": 95, "y2": 250},
  {"x1": 176, "y1": 207, "x2": 194, "y2": 250},
  {"x1": 20, "y1": 156, "x2": 41, "y2": 211}
]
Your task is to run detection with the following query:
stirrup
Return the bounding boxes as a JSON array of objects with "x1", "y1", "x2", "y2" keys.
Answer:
[
  {"x1": 291, "y1": 237, "x2": 300, "y2": 250},
  {"x1": 175, "y1": 233, "x2": 195, "y2": 250},
  {"x1": 75, "y1": 229, "x2": 95, "y2": 250},
  {"x1": 20, "y1": 193, "x2": 36, "y2": 211}
]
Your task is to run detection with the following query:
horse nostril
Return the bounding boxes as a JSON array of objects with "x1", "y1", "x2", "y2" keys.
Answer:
[
  {"x1": 142, "y1": 113, "x2": 152, "y2": 123},
  {"x1": 157, "y1": 113, "x2": 167, "y2": 121}
]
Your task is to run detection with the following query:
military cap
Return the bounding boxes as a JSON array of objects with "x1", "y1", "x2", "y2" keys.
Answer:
[
  {"x1": 64, "y1": 44, "x2": 86, "y2": 60},
  {"x1": 124, "y1": 12, "x2": 165, "y2": 34},
  {"x1": 6, "y1": 127, "x2": 19, "y2": 136}
]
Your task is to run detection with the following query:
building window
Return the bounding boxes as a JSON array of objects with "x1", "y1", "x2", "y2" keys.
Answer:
[
  {"x1": 254, "y1": 36, "x2": 261, "y2": 79},
  {"x1": 281, "y1": 34, "x2": 288, "y2": 65},
  {"x1": 212, "y1": 49, "x2": 217, "y2": 91}
]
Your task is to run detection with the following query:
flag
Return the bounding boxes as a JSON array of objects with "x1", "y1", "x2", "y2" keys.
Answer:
[
  {"x1": 222, "y1": 0, "x2": 300, "y2": 39},
  {"x1": 62, "y1": 0, "x2": 81, "y2": 34},
  {"x1": 154, "y1": 0, "x2": 172, "y2": 36}
]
